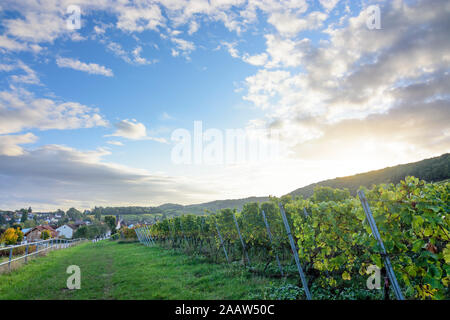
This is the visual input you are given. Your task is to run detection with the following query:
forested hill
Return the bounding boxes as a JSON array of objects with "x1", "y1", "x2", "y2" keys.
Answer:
[
  {"x1": 92, "y1": 153, "x2": 449, "y2": 218},
  {"x1": 288, "y1": 153, "x2": 450, "y2": 198}
]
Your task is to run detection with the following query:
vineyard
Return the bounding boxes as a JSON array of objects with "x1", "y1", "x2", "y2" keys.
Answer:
[{"x1": 138, "y1": 177, "x2": 449, "y2": 300}]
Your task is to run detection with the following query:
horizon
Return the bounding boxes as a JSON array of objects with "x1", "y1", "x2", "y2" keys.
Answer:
[{"x1": 1, "y1": 0, "x2": 449, "y2": 211}]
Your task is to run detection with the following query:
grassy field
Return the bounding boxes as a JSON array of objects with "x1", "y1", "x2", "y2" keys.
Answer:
[{"x1": 0, "y1": 241, "x2": 295, "y2": 300}]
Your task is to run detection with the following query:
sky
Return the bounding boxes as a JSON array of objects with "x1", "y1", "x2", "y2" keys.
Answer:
[{"x1": 0, "y1": 0, "x2": 449, "y2": 211}]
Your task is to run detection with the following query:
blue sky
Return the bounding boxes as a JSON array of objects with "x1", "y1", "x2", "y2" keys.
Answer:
[{"x1": 0, "y1": 0, "x2": 449, "y2": 210}]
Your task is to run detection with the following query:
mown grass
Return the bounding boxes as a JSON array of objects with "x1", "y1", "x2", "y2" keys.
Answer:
[{"x1": 0, "y1": 241, "x2": 294, "y2": 300}]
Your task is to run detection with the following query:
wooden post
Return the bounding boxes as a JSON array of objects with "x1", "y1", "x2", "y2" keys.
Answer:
[
  {"x1": 279, "y1": 203, "x2": 312, "y2": 300},
  {"x1": 261, "y1": 209, "x2": 284, "y2": 276},
  {"x1": 232, "y1": 213, "x2": 251, "y2": 266}
]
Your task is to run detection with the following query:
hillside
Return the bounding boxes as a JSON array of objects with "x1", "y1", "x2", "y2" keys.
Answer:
[
  {"x1": 289, "y1": 153, "x2": 450, "y2": 198},
  {"x1": 96, "y1": 153, "x2": 449, "y2": 220}
]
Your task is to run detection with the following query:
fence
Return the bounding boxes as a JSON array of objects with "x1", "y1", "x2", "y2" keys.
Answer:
[{"x1": 0, "y1": 238, "x2": 86, "y2": 274}]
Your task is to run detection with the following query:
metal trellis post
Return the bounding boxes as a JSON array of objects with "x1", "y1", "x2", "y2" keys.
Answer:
[
  {"x1": 279, "y1": 203, "x2": 312, "y2": 300},
  {"x1": 215, "y1": 223, "x2": 229, "y2": 263},
  {"x1": 232, "y1": 213, "x2": 251, "y2": 267},
  {"x1": 358, "y1": 190, "x2": 404, "y2": 300}
]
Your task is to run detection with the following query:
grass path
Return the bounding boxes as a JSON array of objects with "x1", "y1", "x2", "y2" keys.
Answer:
[{"x1": 0, "y1": 241, "x2": 293, "y2": 300}]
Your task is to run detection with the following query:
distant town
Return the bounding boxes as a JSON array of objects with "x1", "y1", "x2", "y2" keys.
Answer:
[{"x1": 0, "y1": 207, "x2": 141, "y2": 245}]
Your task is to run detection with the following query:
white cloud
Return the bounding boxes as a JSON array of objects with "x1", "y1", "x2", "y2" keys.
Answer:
[
  {"x1": 0, "y1": 87, "x2": 107, "y2": 134},
  {"x1": 268, "y1": 11, "x2": 328, "y2": 36},
  {"x1": 132, "y1": 46, "x2": 153, "y2": 65},
  {"x1": 3, "y1": 61, "x2": 41, "y2": 85},
  {"x1": 56, "y1": 57, "x2": 113, "y2": 77},
  {"x1": 170, "y1": 37, "x2": 196, "y2": 56},
  {"x1": 319, "y1": 0, "x2": 340, "y2": 12},
  {"x1": 0, "y1": 144, "x2": 217, "y2": 210},
  {"x1": 242, "y1": 52, "x2": 268, "y2": 66},
  {"x1": 107, "y1": 119, "x2": 167, "y2": 143},
  {"x1": 106, "y1": 141, "x2": 124, "y2": 146},
  {"x1": 0, "y1": 133, "x2": 37, "y2": 156},
  {"x1": 241, "y1": 0, "x2": 450, "y2": 159},
  {"x1": 116, "y1": 3, "x2": 165, "y2": 32},
  {"x1": 188, "y1": 20, "x2": 200, "y2": 35}
]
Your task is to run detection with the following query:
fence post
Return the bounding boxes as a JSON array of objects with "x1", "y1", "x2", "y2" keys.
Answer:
[
  {"x1": 8, "y1": 247, "x2": 12, "y2": 272},
  {"x1": 279, "y1": 203, "x2": 312, "y2": 300},
  {"x1": 261, "y1": 210, "x2": 284, "y2": 276},
  {"x1": 25, "y1": 244, "x2": 29, "y2": 264},
  {"x1": 215, "y1": 223, "x2": 229, "y2": 264},
  {"x1": 232, "y1": 213, "x2": 251, "y2": 267},
  {"x1": 357, "y1": 190, "x2": 404, "y2": 300}
]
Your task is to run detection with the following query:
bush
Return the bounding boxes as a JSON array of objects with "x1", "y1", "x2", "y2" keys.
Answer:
[{"x1": 0, "y1": 228, "x2": 19, "y2": 245}]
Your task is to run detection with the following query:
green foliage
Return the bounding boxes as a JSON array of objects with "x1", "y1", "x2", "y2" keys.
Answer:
[
  {"x1": 149, "y1": 177, "x2": 449, "y2": 300},
  {"x1": 251, "y1": 284, "x2": 305, "y2": 300},
  {"x1": 66, "y1": 208, "x2": 84, "y2": 221},
  {"x1": 40, "y1": 230, "x2": 51, "y2": 240},
  {"x1": 104, "y1": 216, "x2": 116, "y2": 234},
  {"x1": 74, "y1": 223, "x2": 109, "y2": 239}
]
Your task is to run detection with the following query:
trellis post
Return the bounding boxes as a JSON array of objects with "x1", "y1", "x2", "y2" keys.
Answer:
[
  {"x1": 279, "y1": 203, "x2": 312, "y2": 300},
  {"x1": 215, "y1": 223, "x2": 229, "y2": 263},
  {"x1": 261, "y1": 209, "x2": 283, "y2": 276},
  {"x1": 358, "y1": 190, "x2": 404, "y2": 300},
  {"x1": 232, "y1": 213, "x2": 251, "y2": 267}
]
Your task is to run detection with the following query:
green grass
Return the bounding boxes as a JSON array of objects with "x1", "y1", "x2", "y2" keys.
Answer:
[{"x1": 0, "y1": 241, "x2": 294, "y2": 300}]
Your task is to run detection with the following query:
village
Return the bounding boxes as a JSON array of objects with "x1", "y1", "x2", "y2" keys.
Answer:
[{"x1": 0, "y1": 207, "x2": 132, "y2": 246}]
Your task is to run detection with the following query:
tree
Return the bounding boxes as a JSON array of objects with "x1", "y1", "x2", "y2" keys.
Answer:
[
  {"x1": 16, "y1": 228, "x2": 24, "y2": 242},
  {"x1": 1, "y1": 228, "x2": 19, "y2": 245},
  {"x1": 40, "y1": 230, "x2": 51, "y2": 240},
  {"x1": 28, "y1": 207, "x2": 32, "y2": 213},
  {"x1": 104, "y1": 216, "x2": 116, "y2": 234},
  {"x1": 94, "y1": 208, "x2": 102, "y2": 221},
  {"x1": 66, "y1": 208, "x2": 83, "y2": 221},
  {"x1": 0, "y1": 214, "x2": 6, "y2": 226},
  {"x1": 74, "y1": 225, "x2": 88, "y2": 239},
  {"x1": 21, "y1": 211, "x2": 28, "y2": 223}
]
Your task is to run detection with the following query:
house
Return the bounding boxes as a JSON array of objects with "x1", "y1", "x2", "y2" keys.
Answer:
[
  {"x1": 24, "y1": 225, "x2": 58, "y2": 241},
  {"x1": 56, "y1": 224, "x2": 75, "y2": 239}
]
